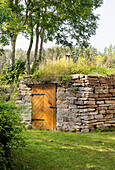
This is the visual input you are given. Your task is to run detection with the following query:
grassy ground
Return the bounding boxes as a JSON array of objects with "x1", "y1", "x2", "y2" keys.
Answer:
[{"x1": 11, "y1": 130, "x2": 115, "y2": 170}]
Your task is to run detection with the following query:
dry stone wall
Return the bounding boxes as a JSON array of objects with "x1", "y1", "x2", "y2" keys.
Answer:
[
  {"x1": 57, "y1": 74, "x2": 115, "y2": 132},
  {"x1": 16, "y1": 81, "x2": 32, "y2": 126},
  {"x1": 17, "y1": 74, "x2": 115, "y2": 131}
]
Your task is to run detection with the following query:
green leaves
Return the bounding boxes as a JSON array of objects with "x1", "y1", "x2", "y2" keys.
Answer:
[
  {"x1": 0, "y1": 60, "x2": 26, "y2": 84},
  {"x1": 0, "y1": 101, "x2": 25, "y2": 169}
]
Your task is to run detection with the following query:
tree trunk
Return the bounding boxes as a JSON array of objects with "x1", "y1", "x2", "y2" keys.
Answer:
[
  {"x1": 39, "y1": 27, "x2": 45, "y2": 62},
  {"x1": 26, "y1": 33, "x2": 33, "y2": 75},
  {"x1": 34, "y1": 24, "x2": 40, "y2": 62},
  {"x1": 10, "y1": 34, "x2": 17, "y2": 66}
]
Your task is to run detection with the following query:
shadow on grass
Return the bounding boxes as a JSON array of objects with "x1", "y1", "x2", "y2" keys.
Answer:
[{"x1": 11, "y1": 130, "x2": 115, "y2": 170}]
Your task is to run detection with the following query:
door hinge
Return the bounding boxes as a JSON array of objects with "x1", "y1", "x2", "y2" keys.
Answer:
[
  {"x1": 32, "y1": 94, "x2": 45, "y2": 96},
  {"x1": 32, "y1": 119, "x2": 45, "y2": 121}
]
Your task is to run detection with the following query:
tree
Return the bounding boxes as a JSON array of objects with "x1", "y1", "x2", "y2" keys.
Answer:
[
  {"x1": 0, "y1": 0, "x2": 32, "y2": 66},
  {"x1": 106, "y1": 44, "x2": 113, "y2": 67},
  {"x1": 1, "y1": 0, "x2": 103, "y2": 73},
  {"x1": 0, "y1": 1, "x2": 12, "y2": 53}
]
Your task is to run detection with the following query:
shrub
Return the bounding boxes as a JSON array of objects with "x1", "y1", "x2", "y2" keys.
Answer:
[
  {"x1": 0, "y1": 101, "x2": 25, "y2": 169},
  {"x1": 0, "y1": 60, "x2": 26, "y2": 84}
]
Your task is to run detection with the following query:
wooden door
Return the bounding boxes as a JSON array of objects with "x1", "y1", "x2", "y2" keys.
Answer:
[{"x1": 32, "y1": 84, "x2": 56, "y2": 130}]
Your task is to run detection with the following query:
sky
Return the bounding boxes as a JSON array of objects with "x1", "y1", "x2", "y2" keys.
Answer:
[
  {"x1": 90, "y1": 0, "x2": 115, "y2": 52},
  {"x1": 6, "y1": 0, "x2": 115, "y2": 53}
]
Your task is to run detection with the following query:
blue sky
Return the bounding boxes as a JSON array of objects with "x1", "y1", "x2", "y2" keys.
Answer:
[{"x1": 13, "y1": 0, "x2": 115, "y2": 52}]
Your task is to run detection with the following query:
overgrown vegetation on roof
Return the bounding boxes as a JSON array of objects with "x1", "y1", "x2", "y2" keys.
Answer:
[{"x1": 33, "y1": 57, "x2": 115, "y2": 81}]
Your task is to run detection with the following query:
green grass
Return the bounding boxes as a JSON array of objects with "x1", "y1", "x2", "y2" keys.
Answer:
[
  {"x1": 33, "y1": 58, "x2": 115, "y2": 82},
  {"x1": 11, "y1": 130, "x2": 115, "y2": 170}
]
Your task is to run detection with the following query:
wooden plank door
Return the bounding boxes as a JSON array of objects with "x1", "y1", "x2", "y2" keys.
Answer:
[{"x1": 32, "y1": 84, "x2": 56, "y2": 130}]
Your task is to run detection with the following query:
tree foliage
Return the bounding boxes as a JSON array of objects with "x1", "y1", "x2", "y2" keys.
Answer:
[
  {"x1": 0, "y1": 0, "x2": 103, "y2": 72},
  {"x1": 0, "y1": 60, "x2": 26, "y2": 84}
]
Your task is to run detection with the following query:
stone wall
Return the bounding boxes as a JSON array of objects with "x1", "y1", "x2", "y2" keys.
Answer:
[
  {"x1": 57, "y1": 74, "x2": 115, "y2": 132},
  {"x1": 16, "y1": 81, "x2": 32, "y2": 126},
  {"x1": 17, "y1": 74, "x2": 115, "y2": 131}
]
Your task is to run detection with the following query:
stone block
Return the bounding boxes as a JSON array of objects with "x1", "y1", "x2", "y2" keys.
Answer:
[
  {"x1": 109, "y1": 106, "x2": 115, "y2": 110},
  {"x1": 109, "y1": 89, "x2": 115, "y2": 93},
  {"x1": 71, "y1": 74, "x2": 80, "y2": 79},
  {"x1": 78, "y1": 98, "x2": 88, "y2": 101},
  {"x1": 77, "y1": 105, "x2": 98, "y2": 109},
  {"x1": 103, "y1": 124, "x2": 111, "y2": 127},
  {"x1": 97, "y1": 107, "x2": 107, "y2": 110},
  {"x1": 85, "y1": 93, "x2": 98, "y2": 98},
  {"x1": 81, "y1": 129, "x2": 89, "y2": 132},
  {"x1": 105, "y1": 100, "x2": 115, "y2": 104},
  {"x1": 72, "y1": 83, "x2": 82, "y2": 86},
  {"x1": 95, "y1": 86, "x2": 108, "y2": 94},
  {"x1": 98, "y1": 94, "x2": 112, "y2": 98},
  {"x1": 88, "y1": 111, "x2": 98, "y2": 115},
  {"x1": 75, "y1": 101, "x2": 84, "y2": 105},
  {"x1": 96, "y1": 101, "x2": 104, "y2": 104},
  {"x1": 95, "y1": 115, "x2": 103, "y2": 119},
  {"x1": 99, "y1": 110, "x2": 106, "y2": 114},
  {"x1": 105, "y1": 119, "x2": 115, "y2": 124},
  {"x1": 97, "y1": 118, "x2": 106, "y2": 122},
  {"x1": 78, "y1": 87, "x2": 94, "y2": 91},
  {"x1": 84, "y1": 101, "x2": 95, "y2": 105},
  {"x1": 66, "y1": 97, "x2": 77, "y2": 100},
  {"x1": 107, "y1": 110, "x2": 115, "y2": 114},
  {"x1": 105, "y1": 114, "x2": 113, "y2": 119},
  {"x1": 88, "y1": 81, "x2": 99, "y2": 86},
  {"x1": 69, "y1": 105, "x2": 76, "y2": 109},
  {"x1": 88, "y1": 115, "x2": 94, "y2": 120}
]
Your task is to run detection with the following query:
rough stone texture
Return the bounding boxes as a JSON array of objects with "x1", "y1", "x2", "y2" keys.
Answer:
[
  {"x1": 56, "y1": 74, "x2": 115, "y2": 131},
  {"x1": 17, "y1": 75, "x2": 115, "y2": 131},
  {"x1": 16, "y1": 81, "x2": 32, "y2": 126}
]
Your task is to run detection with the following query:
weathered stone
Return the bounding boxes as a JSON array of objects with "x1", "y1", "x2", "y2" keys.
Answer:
[
  {"x1": 109, "y1": 89, "x2": 115, "y2": 93},
  {"x1": 105, "y1": 100, "x2": 115, "y2": 104},
  {"x1": 95, "y1": 115, "x2": 103, "y2": 119},
  {"x1": 88, "y1": 115, "x2": 94, "y2": 120},
  {"x1": 106, "y1": 110, "x2": 115, "y2": 114},
  {"x1": 97, "y1": 107, "x2": 107, "y2": 110},
  {"x1": 69, "y1": 105, "x2": 76, "y2": 109},
  {"x1": 103, "y1": 124, "x2": 111, "y2": 127},
  {"x1": 99, "y1": 110, "x2": 106, "y2": 114},
  {"x1": 105, "y1": 114, "x2": 113, "y2": 119},
  {"x1": 78, "y1": 87, "x2": 93, "y2": 91},
  {"x1": 81, "y1": 129, "x2": 89, "y2": 132},
  {"x1": 77, "y1": 105, "x2": 98, "y2": 109},
  {"x1": 96, "y1": 101, "x2": 104, "y2": 104},
  {"x1": 98, "y1": 94, "x2": 112, "y2": 98},
  {"x1": 88, "y1": 111, "x2": 98, "y2": 115},
  {"x1": 109, "y1": 106, "x2": 115, "y2": 110},
  {"x1": 78, "y1": 98, "x2": 88, "y2": 101},
  {"x1": 95, "y1": 86, "x2": 108, "y2": 94},
  {"x1": 75, "y1": 101, "x2": 84, "y2": 105},
  {"x1": 17, "y1": 74, "x2": 115, "y2": 132},
  {"x1": 66, "y1": 97, "x2": 77, "y2": 100},
  {"x1": 84, "y1": 101, "x2": 95, "y2": 105}
]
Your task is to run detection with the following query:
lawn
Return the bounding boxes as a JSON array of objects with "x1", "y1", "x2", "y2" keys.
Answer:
[{"x1": 11, "y1": 130, "x2": 115, "y2": 170}]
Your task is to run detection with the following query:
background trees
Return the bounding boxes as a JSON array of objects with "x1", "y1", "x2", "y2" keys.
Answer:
[{"x1": 0, "y1": 0, "x2": 103, "y2": 74}]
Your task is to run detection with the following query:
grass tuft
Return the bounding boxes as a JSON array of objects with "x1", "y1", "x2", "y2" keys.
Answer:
[{"x1": 33, "y1": 57, "x2": 115, "y2": 81}]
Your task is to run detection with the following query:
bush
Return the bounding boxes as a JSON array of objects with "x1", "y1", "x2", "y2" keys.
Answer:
[
  {"x1": 0, "y1": 101, "x2": 24, "y2": 169},
  {"x1": 0, "y1": 60, "x2": 26, "y2": 84}
]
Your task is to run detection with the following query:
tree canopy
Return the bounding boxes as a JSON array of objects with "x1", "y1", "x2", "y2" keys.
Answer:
[{"x1": 0, "y1": 0, "x2": 103, "y2": 73}]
